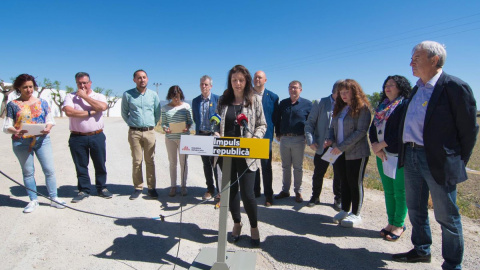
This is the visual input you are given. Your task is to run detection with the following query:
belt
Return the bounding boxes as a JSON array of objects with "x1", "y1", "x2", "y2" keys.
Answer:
[
  {"x1": 198, "y1": 130, "x2": 212, "y2": 135},
  {"x1": 71, "y1": 129, "x2": 103, "y2": 136},
  {"x1": 406, "y1": 142, "x2": 424, "y2": 149},
  {"x1": 130, "y1": 126, "x2": 154, "y2": 131},
  {"x1": 283, "y1": 133, "x2": 302, "y2": 137}
]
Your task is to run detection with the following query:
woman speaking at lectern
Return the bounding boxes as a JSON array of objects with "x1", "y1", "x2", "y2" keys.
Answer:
[{"x1": 214, "y1": 65, "x2": 266, "y2": 247}]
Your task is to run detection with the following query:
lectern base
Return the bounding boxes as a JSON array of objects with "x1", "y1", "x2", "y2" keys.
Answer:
[{"x1": 189, "y1": 247, "x2": 256, "y2": 270}]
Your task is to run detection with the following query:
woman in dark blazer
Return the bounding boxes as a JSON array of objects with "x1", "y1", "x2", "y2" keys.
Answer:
[
  {"x1": 369, "y1": 75, "x2": 411, "y2": 241},
  {"x1": 326, "y1": 79, "x2": 371, "y2": 228}
]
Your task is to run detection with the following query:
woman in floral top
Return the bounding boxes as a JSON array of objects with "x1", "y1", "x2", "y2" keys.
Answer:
[{"x1": 2, "y1": 74, "x2": 66, "y2": 213}]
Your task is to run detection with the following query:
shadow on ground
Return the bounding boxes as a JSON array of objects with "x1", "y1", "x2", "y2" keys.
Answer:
[
  {"x1": 95, "y1": 218, "x2": 218, "y2": 268},
  {"x1": 257, "y1": 204, "x2": 379, "y2": 239},
  {"x1": 262, "y1": 235, "x2": 389, "y2": 269}
]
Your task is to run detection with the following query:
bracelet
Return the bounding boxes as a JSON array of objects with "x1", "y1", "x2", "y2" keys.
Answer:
[{"x1": 88, "y1": 110, "x2": 91, "y2": 117}]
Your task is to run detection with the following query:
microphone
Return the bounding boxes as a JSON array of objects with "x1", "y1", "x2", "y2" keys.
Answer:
[
  {"x1": 210, "y1": 113, "x2": 221, "y2": 133},
  {"x1": 236, "y1": 113, "x2": 252, "y2": 135}
]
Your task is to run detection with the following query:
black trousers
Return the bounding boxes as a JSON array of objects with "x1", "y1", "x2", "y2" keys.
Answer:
[
  {"x1": 333, "y1": 153, "x2": 368, "y2": 215},
  {"x1": 254, "y1": 148, "x2": 273, "y2": 198},
  {"x1": 227, "y1": 158, "x2": 258, "y2": 228},
  {"x1": 68, "y1": 132, "x2": 107, "y2": 193},
  {"x1": 312, "y1": 147, "x2": 341, "y2": 202},
  {"x1": 197, "y1": 134, "x2": 219, "y2": 192}
]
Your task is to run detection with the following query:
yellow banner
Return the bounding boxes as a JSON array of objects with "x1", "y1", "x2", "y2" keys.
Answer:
[{"x1": 213, "y1": 137, "x2": 270, "y2": 159}]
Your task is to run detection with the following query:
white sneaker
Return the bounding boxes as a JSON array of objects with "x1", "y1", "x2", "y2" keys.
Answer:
[
  {"x1": 341, "y1": 213, "x2": 362, "y2": 228},
  {"x1": 50, "y1": 197, "x2": 67, "y2": 209},
  {"x1": 333, "y1": 210, "x2": 349, "y2": 224},
  {"x1": 23, "y1": 200, "x2": 39, "y2": 213}
]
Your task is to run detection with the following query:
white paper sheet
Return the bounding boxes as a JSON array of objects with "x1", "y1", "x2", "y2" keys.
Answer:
[
  {"x1": 382, "y1": 154, "x2": 398, "y2": 179},
  {"x1": 21, "y1": 123, "x2": 46, "y2": 136},
  {"x1": 321, "y1": 147, "x2": 342, "y2": 164}
]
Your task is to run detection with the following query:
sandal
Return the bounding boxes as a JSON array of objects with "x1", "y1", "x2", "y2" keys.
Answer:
[
  {"x1": 380, "y1": 228, "x2": 389, "y2": 238},
  {"x1": 386, "y1": 225, "x2": 406, "y2": 242}
]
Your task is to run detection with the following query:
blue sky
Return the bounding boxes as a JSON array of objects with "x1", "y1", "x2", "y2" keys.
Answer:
[{"x1": 1, "y1": 0, "x2": 479, "y2": 102}]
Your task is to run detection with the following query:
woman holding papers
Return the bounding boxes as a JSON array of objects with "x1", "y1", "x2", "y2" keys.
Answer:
[
  {"x1": 2, "y1": 74, "x2": 66, "y2": 213},
  {"x1": 214, "y1": 65, "x2": 266, "y2": 247},
  {"x1": 326, "y1": 79, "x2": 371, "y2": 228},
  {"x1": 369, "y1": 75, "x2": 411, "y2": 241},
  {"x1": 161, "y1": 85, "x2": 193, "y2": 197}
]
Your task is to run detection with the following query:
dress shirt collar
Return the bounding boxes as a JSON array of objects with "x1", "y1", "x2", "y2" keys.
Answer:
[
  {"x1": 201, "y1": 93, "x2": 211, "y2": 101},
  {"x1": 416, "y1": 70, "x2": 443, "y2": 89}
]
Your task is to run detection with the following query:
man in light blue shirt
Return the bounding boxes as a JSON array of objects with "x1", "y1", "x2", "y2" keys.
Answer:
[
  {"x1": 121, "y1": 69, "x2": 160, "y2": 200},
  {"x1": 393, "y1": 41, "x2": 478, "y2": 269}
]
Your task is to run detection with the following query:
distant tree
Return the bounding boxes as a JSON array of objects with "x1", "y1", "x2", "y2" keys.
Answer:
[
  {"x1": 93, "y1": 87, "x2": 104, "y2": 94},
  {"x1": 51, "y1": 85, "x2": 74, "y2": 117},
  {"x1": 367, "y1": 92, "x2": 382, "y2": 111},
  {"x1": 0, "y1": 80, "x2": 16, "y2": 118},
  {"x1": 104, "y1": 89, "x2": 120, "y2": 117},
  {"x1": 37, "y1": 78, "x2": 60, "y2": 98}
]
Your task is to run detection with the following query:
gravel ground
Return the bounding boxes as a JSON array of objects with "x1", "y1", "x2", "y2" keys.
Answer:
[{"x1": 0, "y1": 117, "x2": 479, "y2": 270}]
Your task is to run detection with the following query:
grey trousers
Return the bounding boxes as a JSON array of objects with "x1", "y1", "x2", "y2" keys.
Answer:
[{"x1": 280, "y1": 135, "x2": 305, "y2": 193}]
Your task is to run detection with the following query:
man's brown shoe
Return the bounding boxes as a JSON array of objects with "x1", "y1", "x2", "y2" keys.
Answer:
[
  {"x1": 295, "y1": 192, "x2": 303, "y2": 203},
  {"x1": 264, "y1": 196, "x2": 273, "y2": 207}
]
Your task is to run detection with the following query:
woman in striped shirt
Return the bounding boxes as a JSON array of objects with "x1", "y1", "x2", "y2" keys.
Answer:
[{"x1": 161, "y1": 85, "x2": 193, "y2": 197}]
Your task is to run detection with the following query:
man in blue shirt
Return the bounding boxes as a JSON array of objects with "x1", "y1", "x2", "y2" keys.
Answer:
[
  {"x1": 253, "y1": 71, "x2": 279, "y2": 207},
  {"x1": 393, "y1": 41, "x2": 478, "y2": 269},
  {"x1": 274, "y1": 80, "x2": 312, "y2": 203},
  {"x1": 121, "y1": 69, "x2": 160, "y2": 200},
  {"x1": 192, "y1": 75, "x2": 221, "y2": 200}
]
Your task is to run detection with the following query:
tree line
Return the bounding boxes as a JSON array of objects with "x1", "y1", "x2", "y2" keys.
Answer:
[{"x1": 0, "y1": 78, "x2": 120, "y2": 118}]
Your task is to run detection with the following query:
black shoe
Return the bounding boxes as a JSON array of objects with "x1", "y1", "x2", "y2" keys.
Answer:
[
  {"x1": 392, "y1": 249, "x2": 431, "y2": 263},
  {"x1": 147, "y1": 189, "x2": 158, "y2": 198},
  {"x1": 307, "y1": 197, "x2": 320, "y2": 207},
  {"x1": 333, "y1": 200, "x2": 342, "y2": 212},
  {"x1": 129, "y1": 189, "x2": 142, "y2": 200},
  {"x1": 274, "y1": 191, "x2": 290, "y2": 199},
  {"x1": 71, "y1": 191, "x2": 89, "y2": 203},
  {"x1": 97, "y1": 188, "x2": 112, "y2": 199}
]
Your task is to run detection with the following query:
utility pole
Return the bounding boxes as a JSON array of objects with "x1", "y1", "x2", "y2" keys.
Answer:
[{"x1": 152, "y1": 82, "x2": 162, "y2": 96}]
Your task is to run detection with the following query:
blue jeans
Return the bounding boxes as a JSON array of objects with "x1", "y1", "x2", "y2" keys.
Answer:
[
  {"x1": 68, "y1": 132, "x2": 107, "y2": 193},
  {"x1": 404, "y1": 146, "x2": 463, "y2": 270},
  {"x1": 12, "y1": 136, "x2": 58, "y2": 200}
]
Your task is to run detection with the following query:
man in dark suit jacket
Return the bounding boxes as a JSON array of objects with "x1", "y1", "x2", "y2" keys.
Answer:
[
  {"x1": 192, "y1": 75, "x2": 221, "y2": 200},
  {"x1": 393, "y1": 41, "x2": 478, "y2": 270},
  {"x1": 253, "y1": 71, "x2": 279, "y2": 206}
]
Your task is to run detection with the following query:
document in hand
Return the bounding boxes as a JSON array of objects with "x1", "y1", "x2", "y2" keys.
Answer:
[
  {"x1": 382, "y1": 154, "x2": 398, "y2": 179},
  {"x1": 321, "y1": 147, "x2": 342, "y2": 164},
  {"x1": 169, "y1": 122, "x2": 187, "y2": 133},
  {"x1": 21, "y1": 123, "x2": 46, "y2": 136}
]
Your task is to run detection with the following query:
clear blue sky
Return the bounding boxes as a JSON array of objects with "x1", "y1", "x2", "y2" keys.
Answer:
[{"x1": 1, "y1": 0, "x2": 479, "y2": 102}]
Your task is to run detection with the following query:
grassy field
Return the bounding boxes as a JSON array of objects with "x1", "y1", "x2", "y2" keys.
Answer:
[{"x1": 272, "y1": 119, "x2": 480, "y2": 220}]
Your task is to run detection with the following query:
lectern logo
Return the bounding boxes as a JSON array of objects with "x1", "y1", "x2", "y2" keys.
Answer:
[{"x1": 182, "y1": 145, "x2": 190, "y2": 151}]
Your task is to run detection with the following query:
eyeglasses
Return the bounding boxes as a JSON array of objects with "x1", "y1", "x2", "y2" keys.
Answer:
[{"x1": 289, "y1": 86, "x2": 301, "y2": 90}]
